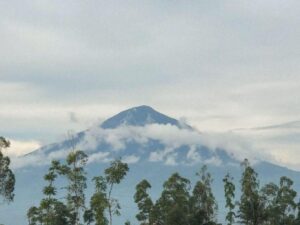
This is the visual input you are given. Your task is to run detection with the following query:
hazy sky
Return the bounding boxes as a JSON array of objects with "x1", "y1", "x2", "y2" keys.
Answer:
[{"x1": 1, "y1": 1, "x2": 300, "y2": 169}]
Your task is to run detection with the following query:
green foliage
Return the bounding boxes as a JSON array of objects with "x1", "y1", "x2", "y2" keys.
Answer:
[
  {"x1": 26, "y1": 148, "x2": 89, "y2": 225},
  {"x1": 190, "y1": 165, "x2": 218, "y2": 225},
  {"x1": 124, "y1": 220, "x2": 131, "y2": 225},
  {"x1": 84, "y1": 176, "x2": 109, "y2": 225},
  {"x1": 261, "y1": 176, "x2": 298, "y2": 225},
  {"x1": 24, "y1": 152, "x2": 300, "y2": 225},
  {"x1": 27, "y1": 152, "x2": 130, "y2": 225},
  {"x1": 104, "y1": 159, "x2": 129, "y2": 225},
  {"x1": 223, "y1": 173, "x2": 236, "y2": 225},
  {"x1": 61, "y1": 150, "x2": 88, "y2": 225},
  {"x1": 158, "y1": 173, "x2": 191, "y2": 225},
  {"x1": 27, "y1": 160, "x2": 71, "y2": 225},
  {"x1": 27, "y1": 200, "x2": 71, "y2": 225},
  {"x1": 136, "y1": 167, "x2": 219, "y2": 225},
  {"x1": 238, "y1": 159, "x2": 267, "y2": 225},
  {"x1": 84, "y1": 159, "x2": 129, "y2": 225},
  {"x1": 134, "y1": 179, "x2": 153, "y2": 224},
  {"x1": 104, "y1": 159, "x2": 129, "y2": 185},
  {"x1": 0, "y1": 137, "x2": 15, "y2": 203}
]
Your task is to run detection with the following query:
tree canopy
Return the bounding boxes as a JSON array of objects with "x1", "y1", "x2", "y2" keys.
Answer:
[{"x1": 0, "y1": 137, "x2": 15, "y2": 203}]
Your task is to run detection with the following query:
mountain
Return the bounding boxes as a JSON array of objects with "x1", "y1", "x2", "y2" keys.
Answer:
[
  {"x1": 28, "y1": 105, "x2": 232, "y2": 165},
  {"x1": 2, "y1": 105, "x2": 300, "y2": 225},
  {"x1": 101, "y1": 105, "x2": 187, "y2": 129}
]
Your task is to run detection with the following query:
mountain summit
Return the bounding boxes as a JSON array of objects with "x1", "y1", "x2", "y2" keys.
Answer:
[{"x1": 101, "y1": 105, "x2": 186, "y2": 129}]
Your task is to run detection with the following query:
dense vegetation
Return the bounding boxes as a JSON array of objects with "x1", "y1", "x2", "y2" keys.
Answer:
[
  {"x1": 0, "y1": 137, "x2": 15, "y2": 225},
  {"x1": 1, "y1": 136, "x2": 300, "y2": 225},
  {"x1": 0, "y1": 137, "x2": 15, "y2": 203},
  {"x1": 25, "y1": 153, "x2": 300, "y2": 225}
]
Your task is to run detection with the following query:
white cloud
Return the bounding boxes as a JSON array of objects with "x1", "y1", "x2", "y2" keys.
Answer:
[
  {"x1": 165, "y1": 154, "x2": 178, "y2": 166},
  {"x1": 186, "y1": 146, "x2": 202, "y2": 164},
  {"x1": 6, "y1": 122, "x2": 300, "y2": 170},
  {"x1": 9, "y1": 153, "x2": 49, "y2": 169},
  {"x1": 149, "y1": 147, "x2": 175, "y2": 163},
  {"x1": 231, "y1": 127, "x2": 300, "y2": 170},
  {"x1": 122, "y1": 155, "x2": 140, "y2": 164},
  {"x1": 48, "y1": 149, "x2": 70, "y2": 160},
  {"x1": 3, "y1": 139, "x2": 41, "y2": 157},
  {"x1": 204, "y1": 156, "x2": 222, "y2": 167},
  {"x1": 88, "y1": 152, "x2": 111, "y2": 164},
  {"x1": 77, "y1": 124, "x2": 267, "y2": 166}
]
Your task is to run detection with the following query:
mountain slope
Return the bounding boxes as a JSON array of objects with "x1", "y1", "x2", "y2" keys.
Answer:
[
  {"x1": 2, "y1": 105, "x2": 300, "y2": 225},
  {"x1": 101, "y1": 105, "x2": 186, "y2": 129},
  {"x1": 27, "y1": 105, "x2": 233, "y2": 166}
]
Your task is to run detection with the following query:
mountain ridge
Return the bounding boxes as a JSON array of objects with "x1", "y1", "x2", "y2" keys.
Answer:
[
  {"x1": 101, "y1": 105, "x2": 190, "y2": 129},
  {"x1": 26, "y1": 105, "x2": 192, "y2": 156}
]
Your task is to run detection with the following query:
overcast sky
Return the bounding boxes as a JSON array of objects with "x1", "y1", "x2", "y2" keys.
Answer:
[{"x1": 1, "y1": 0, "x2": 300, "y2": 169}]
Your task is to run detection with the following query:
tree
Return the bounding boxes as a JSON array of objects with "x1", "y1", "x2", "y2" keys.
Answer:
[
  {"x1": 155, "y1": 173, "x2": 191, "y2": 225},
  {"x1": 27, "y1": 160, "x2": 71, "y2": 225},
  {"x1": 190, "y1": 165, "x2": 218, "y2": 225},
  {"x1": 261, "y1": 176, "x2": 297, "y2": 225},
  {"x1": 84, "y1": 176, "x2": 109, "y2": 225},
  {"x1": 295, "y1": 200, "x2": 300, "y2": 225},
  {"x1": 124, "y1": 221, "x2": 131, "y2": 225},
  {"x1": 260, "y1": 182, "x2": 279, "y2": 225},
  {"x1": 27, "y1": 206, "x2": 41, "y2": 225},
  {"x1": 104, "y1": 159, "x2": 129, "y2": 225},
  {"x1": 60, "y1": 150, "x2": 88, "y2": 225},
  {"x1": 134, "y1": 179, "x2": 153, "y2": 225},
  {"x1": 149, "y1": 200, "x2": 164, "y2": 225},
  {"x1": 238, "y1": 159, "x2": 266, "y2": 225},
  {"x1": 223, "y1": 173, "x2": 236, "y2": 225},
  {"x1": 84, "y1": 159, "x2": 129, "y2": 225},
  {"x1": 277, "y1": 176, "x2": 297, "y2": 224},
  {"x1": 0, "y1": 137, "x2": 15, "y2": 203}
]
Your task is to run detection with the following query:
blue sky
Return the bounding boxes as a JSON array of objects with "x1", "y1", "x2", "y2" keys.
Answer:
[{"x1": 0, "y1": 0, "x2": 300, "y2": 169}]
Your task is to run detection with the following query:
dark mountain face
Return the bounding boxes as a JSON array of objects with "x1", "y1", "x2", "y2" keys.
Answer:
[{"x1": 101, "y1": 105, "x2": 186, "y2": 129}]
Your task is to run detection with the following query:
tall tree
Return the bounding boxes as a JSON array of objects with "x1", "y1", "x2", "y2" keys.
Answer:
[
  {"x1": 27, "y1": 160, "x2": 71, "y2": 225},
  {"x1": 104, "y1": 159, "x2": 129, "y2": 225},
  {"x1": 149, "y1": 200, "x2": 164, "y2": 225},
  {"x1": 295, "y1": 200, "x2": 300, "y2": 225},
  {"x1": 155, "y1": 173, "x2": 191, "y2": 225},
  {"x1": 84, "y1": 176, "x2": 109, "y2": 225},
  {"x1": 238, "y1": 159, "x2": 266, "y2": 225},
  {"x1": 61, "y1": 150, "x2": 88, "y2": 225},
  {"x1": 84, "y1": 159, "x2": 129, "y2": 225},
  {"x1": 134, "y1": 179, "x2": 153, "y2": 225},
  {"x1": 0, "y1": 137, "x2": 15, "y2": 203},
  {"x1": 260, "y1": 182, "x2": 279, "y2": 225},
  {"x1": 27, "y1": 206, "x2": 41, "y2": 225},
  {"x1": 190, "y1": 165, "x2": 218, "y2": 225},
  {"x1": 277, "y1": 176, "x2": 297, "y2": 224},
  {"x1": 223, "y1": 173, "x2": 236, "y2": 225},
  {"x1": 261, "y1": 176, "x2": 298, "y2": 225}
]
